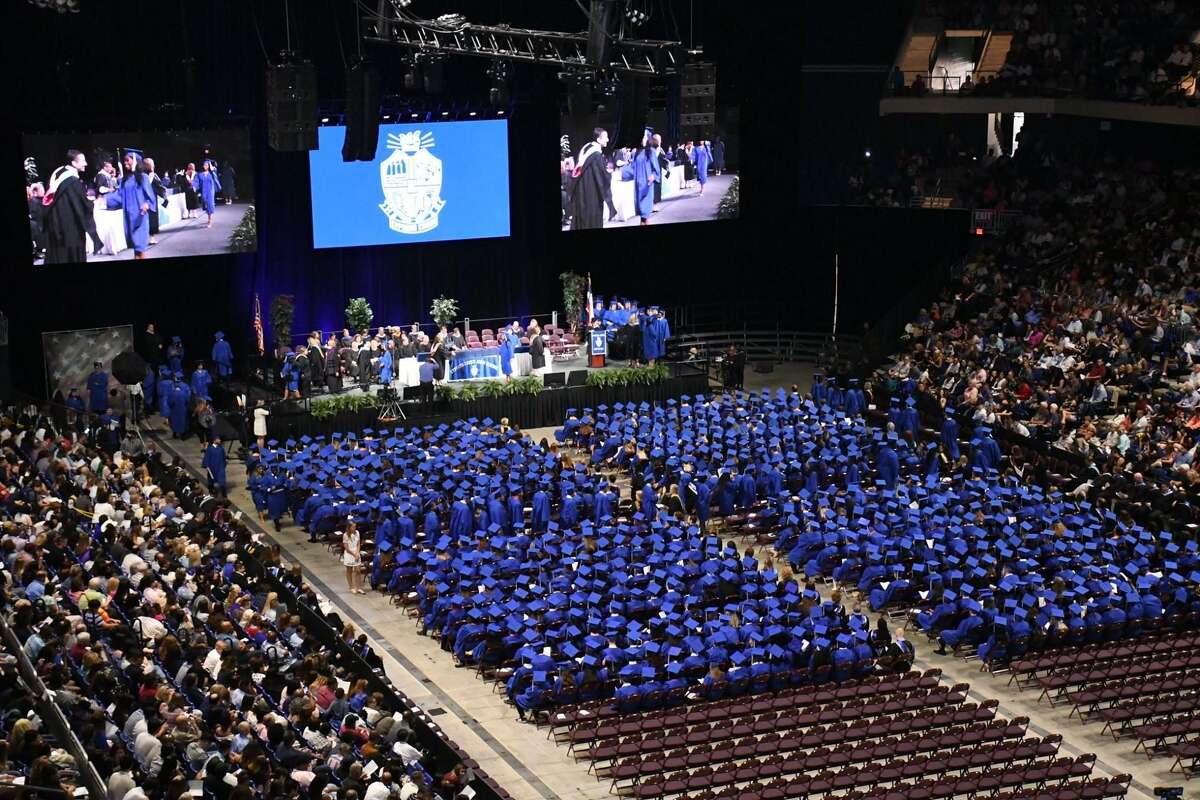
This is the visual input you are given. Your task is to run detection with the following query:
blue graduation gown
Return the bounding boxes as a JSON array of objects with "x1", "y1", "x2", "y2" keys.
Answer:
[
  {"x1": 941, "y1": 416, "x2": 960, "y2": 460},
  {"x1": 167, "y1": 382, "x2": 191, "y2": 435},
  {"x1": 86, "y1": 370, "x2": 109, "y2": 413},
  {"x1": 640, "y1": 484, "x2": 657, "y2": 519},
  {"x1": 166, "y1": 343, "x2": 185, "y2": 374},
  {"x1": 622, "y1": 148, "x2": 661, "y2": 220},
  {"x1": 212, "y1": 336, "x2": 233, "y2": 377},
  {"x1": 202, "y1": 442, "x2": 227, "y2": 489},
  {"x1": 449, "y1": 500, "x2": 473, "y2": 537},
  {"x1": 499, "y1": 336, "x2": 514, "y2": 376},
  {"x1": 531, "y1": 490, "x2": 551, "y2": 532},
  {"x1": 508, "y1": 496, "x2": 526, "y2": 531},
  {"x1": 157, "y1": 374, "x2": 173, "y2": 416},
  {"x1": 141, "y1": 369, "x2": 156, "y2": 412},
  {"x1": 193, "y1": 171, "x2": 222, "y2": 215},
  {"x1": 379, "y1": 350, "x2": 394, "y2": 384},
  {"x1": 692, "y1": 145, "x2": 712, "y2": 185},
  {"x1": 105, "y1": 173, "x2": 155, "y2": 254},
  {"x1": 190, "y1": 369, "x2": 212, "y2": 401},
  {"x1": 560, "y1": 495, "x2": 579, "y2": 526}
]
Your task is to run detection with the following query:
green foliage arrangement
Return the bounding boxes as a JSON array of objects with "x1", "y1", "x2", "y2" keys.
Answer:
[
  {"x1": 717, "y1": 176, "x2": 739, "y2": 220},
  {"x1": 309, "y1": 392, "x2": 380, "y2": 419},
  {"x1": 559, "y1": 271, "x2": 589, "y2": 332},
  {"x1": 430, "y1": 296, "x2": 459, "y2": 327},
  {"x1": 585, "y1": 364, "x2": 669, "y2": 389},
  {"x1": 436, "y1": 376, "x2": 545, "y2": 402},
  {"x1": 228, "y1": 205, "x2": 257, "y2": 252},
  {"x1": 269, "y1": 294, "x2": 295, "y2": 353},
  {"x1": 345, "y1": 297, "x2": 374, "y2": 333}
]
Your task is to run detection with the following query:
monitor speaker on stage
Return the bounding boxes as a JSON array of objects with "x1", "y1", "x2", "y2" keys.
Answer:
[
  {"x1": 543, "y1": 371, "x2": 565, "y2": 388},
  {"x1": 267, "y1": 62, "x2": 318, "y2": 152},
  {"x1": 342, "y1": 61, "x2": 382, "y2": 162},
  {"x1": 567, "y1": 370, "x2": 588, "y2": 387}
]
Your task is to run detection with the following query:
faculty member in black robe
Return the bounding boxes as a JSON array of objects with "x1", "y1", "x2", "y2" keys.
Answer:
[
  {"x1": 569, "y1": 128, "x2": 617, "y2": 230},
  {"x1": 142, "y1": 157, "x2": 167, "y2": 244},
  {"x1": 42, "y1": 150, "x2": 102, "y2": 264}
]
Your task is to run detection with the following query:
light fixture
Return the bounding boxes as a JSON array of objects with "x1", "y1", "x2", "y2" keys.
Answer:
[
  {"x1": 468, "y1": 111, "x2": 477, "y2": 116},
  {"x1": 321, "y1": 117, "x2": 330, "y2": 123},
  {"x1": 864, "y1": 149, "x2": 872, "y2": 159}
]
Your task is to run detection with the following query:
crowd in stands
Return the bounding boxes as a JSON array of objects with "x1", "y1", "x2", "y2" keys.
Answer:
[
  {"x1": 878, "y1": 127, "x2": 1200, "y2": 531},
  {"x1": 979, "y1": 0, "x2": 1199, "y2": 103},
  {"x1": 895, "y1": 1, "x2": 1199, "y2": 104},
  {"x1": 0, "y1": 406, "x2": 488, "y2": 799}
]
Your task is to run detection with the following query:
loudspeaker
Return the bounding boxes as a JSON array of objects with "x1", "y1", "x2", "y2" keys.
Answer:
[
  {"x1": 586, "y1": 0, "x2": 618, "y2": 67},
  {"x1": 567, "y1": 79, "x2": 593, "y2": 117},
  {"x1": 618, "y1": 76, "x2": 651, "y2": 146},
  {"x1": 567, "y1": 370, "x2": 588, "y2": 387},
  {"x1": 543, "y1": 371, "x2": 566, "y2": 388},
  {"x1": 267, "y1": 62, "x2": 318, "y2": 151},
  {"x1": 343, "y1": 61, "x2": 382, "y2": 162}
]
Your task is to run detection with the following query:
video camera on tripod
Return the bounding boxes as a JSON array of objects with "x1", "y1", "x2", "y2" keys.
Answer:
[{"x1": 376, "y1": 385, "x2": 406, "y2": 422}]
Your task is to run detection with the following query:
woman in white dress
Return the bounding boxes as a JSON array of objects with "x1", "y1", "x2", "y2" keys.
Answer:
[
  {"x1": 252, "y1": 400, "x2": 270, "y2": 449},
  {"x1": 342, "y1": 521, "x2": 364, "y2": 594}
]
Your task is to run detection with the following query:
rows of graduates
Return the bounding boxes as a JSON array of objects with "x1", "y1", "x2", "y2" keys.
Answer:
[
  {"x1": 560, "y1": 378, "x2": 1200, "y2": 671},
  {"x1": 241, "y1": 398, "x2": 918, "y2": 722}
]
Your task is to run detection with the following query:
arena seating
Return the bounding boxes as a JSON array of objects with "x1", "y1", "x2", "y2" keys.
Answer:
[{"x1": 0, "y1": 408, "x2": 505, "y2": 800}]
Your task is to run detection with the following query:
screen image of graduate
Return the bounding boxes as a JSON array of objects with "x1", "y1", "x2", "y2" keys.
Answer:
[
  {"x1": 560, "y1": 120, "x2": 737, "y2": 230},
  {"x1": 23, "y1": 126, "x2": 256, "y2": 265}
]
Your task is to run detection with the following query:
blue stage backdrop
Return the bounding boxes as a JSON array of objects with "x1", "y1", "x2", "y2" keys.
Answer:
[{"x1": 309, "y1": 120, "x2": 511, "y2": 249}]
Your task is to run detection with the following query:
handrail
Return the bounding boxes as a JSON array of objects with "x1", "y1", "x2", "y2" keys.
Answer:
[{"x1": 0, "y1": 614, "x2": 108, "y2": 800}]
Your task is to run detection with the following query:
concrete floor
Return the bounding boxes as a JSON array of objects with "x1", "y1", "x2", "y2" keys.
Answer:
[{"x1": 146, "y1": 372, "x2": 1189, "y2": 799}]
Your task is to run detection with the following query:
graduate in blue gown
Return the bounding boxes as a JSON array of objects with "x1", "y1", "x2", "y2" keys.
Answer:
[
  {"x1": 167, "y1": 376, "x2": 191, "y2": 439},
  {"x1": 192, "y1": 159, "x2": 222, "y2": 227},
  {"x1": 190, "y1": 363, "x2": 212, "y2": 402},
  {"x1": 202, "y1": 435, "x2": 228, "y2": 496},
  {"x1": 941, "y1": 407, "x2": 960, "y2": 461},
  {"x1": 621, "y1": 128, "x2": 661, "y2": 225},
  {"x1": 86, "y1": 362, "x2": 109, "y2": 413},
  {"x1": 140, "y1": 366, "x2": 156, "y2": 416},
  {"x1": 156, "y1": 368, "x2": 173, "y2": 417},
  {"x1": 211, "y1": 331, "x2": 233, "y2": 378},
  {"x1": 105, "y1": 152, "x2": 155, "y2": 259},
  {"x1": 378, "y1": 342, "x2": 394, "y2": 389},
  {"x1": 498, "y1": 331, "x2": 514, "y2": 383},
  {"x1": 691, "y1": 140, "x2": 712, "y2": 194},
  {"x1": 166, "y1": 336, "x2": 185, "y2": 374}
]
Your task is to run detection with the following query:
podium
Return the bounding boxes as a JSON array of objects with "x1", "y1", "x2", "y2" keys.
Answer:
[{"x1": 589, "y1": 329, "x2": 607, "y2": 369}]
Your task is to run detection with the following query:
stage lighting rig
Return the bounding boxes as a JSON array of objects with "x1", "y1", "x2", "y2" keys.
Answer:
[
  {"x1": 28, "y1": 0, "x2": 80, "y2": 13},
  {"x1": 362, "y1": 5, "x2": 685, "y2": 77}
]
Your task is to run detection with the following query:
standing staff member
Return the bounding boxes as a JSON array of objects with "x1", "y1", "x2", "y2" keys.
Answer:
[
  {"x1": 528, "y1": 323, "x2": 547, "y2": 379},
  {"x1": 42, "y1": 149, "x2": 102, "y2": 263},
  {"x1": 142, "y1": 157, "x2": 166, "y2": 245}
]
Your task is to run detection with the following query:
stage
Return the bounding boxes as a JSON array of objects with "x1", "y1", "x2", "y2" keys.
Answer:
[{"x1": 254, "y1": 359, "x2": 710, "y2": 440}]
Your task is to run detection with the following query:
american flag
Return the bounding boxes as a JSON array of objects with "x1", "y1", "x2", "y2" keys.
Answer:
[
  {"x1": 586, "y1": 273, "x2": 594, "y2": 327},
  {"x1": 253, "y1": 293, "x2": 264, "y2": 355}
]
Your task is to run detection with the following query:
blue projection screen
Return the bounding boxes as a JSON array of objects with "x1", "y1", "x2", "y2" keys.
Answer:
[{"x1": 308, "y1": 119, "x2": 510, "y2": 249}]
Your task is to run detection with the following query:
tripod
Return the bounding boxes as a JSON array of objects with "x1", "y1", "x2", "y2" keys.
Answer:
[{"x1": 377, "y1": 386, "x2": 407, "y2": 422}]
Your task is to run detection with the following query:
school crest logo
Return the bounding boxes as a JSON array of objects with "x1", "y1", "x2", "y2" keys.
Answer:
[{"x1": 379, "y1": 130, "x2": 445, "y2": 234}]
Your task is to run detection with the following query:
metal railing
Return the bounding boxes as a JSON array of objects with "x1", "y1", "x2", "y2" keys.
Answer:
[
  {"x1": 0, "y1": 615, "x2": 108, "y2": 800},
  {"x1": 671, "y1": 329, "x2": 863, "y2": 370}
]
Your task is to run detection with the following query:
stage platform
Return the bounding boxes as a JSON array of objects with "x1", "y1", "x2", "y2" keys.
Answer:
[{"x1": 255, "y1": 360, "x2": 711, "y2": 440}]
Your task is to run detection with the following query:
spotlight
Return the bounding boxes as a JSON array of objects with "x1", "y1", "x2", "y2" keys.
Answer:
[
  {"x1": 468, "y1": 111, "x2": 477, "y2": 116},
  {"x1": 625, "y1": 4, "x2": 648, "y2": 26},
  {"x1": 411, "y1": 113, "x2": 419, "y2": 118},
  {"x1": 487, "y1": 59, "x2": 511, "y2": 106},
  {"x1": 441, "y1": 110, "x2": 449, "y2": 116},
  {"x1": 321, "y1": 116, "x2": 330, "y2": 123},
  {"x1": 864, "y1": 149, "x2": 872, "y2": 159}
]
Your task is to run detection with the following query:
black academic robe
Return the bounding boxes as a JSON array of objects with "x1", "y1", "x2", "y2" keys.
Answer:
[
  {"x1": 43, "y1": 174, "x2": 99, "y2": 264},
  {"x1": 147, "y1": 175, "x2": 166, "y2": 235},
  {"x1": 529, "y1": 334, "x2": 546, "y2": 370},
  {"x1": 324, "y1": 349, "x2": 341, "y2": 392},
  {"x1": 28, "y1": 197, "x2": 45, "y2": 253},
  {"x1": 569, "y1": 147, "x2": 613, "y2": 230}
]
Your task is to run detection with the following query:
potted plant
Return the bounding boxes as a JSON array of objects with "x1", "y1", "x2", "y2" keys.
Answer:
[
  {"x1": 345, "y1": 297, "x2": 374, "y2": 334},
  {"x1": 269, "y1": 294, "x2": 295, "y2": 355},
  {"x1": 430, "y1": 296, "x2": 459, "y2": 328},
  {"x1": 559, "y1": 271, "x2": 588, "y2": 332}
]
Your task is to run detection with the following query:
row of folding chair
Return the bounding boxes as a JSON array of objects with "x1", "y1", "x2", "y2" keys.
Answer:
[
  {"x1": 632, "y1": 753, "x2": 1098, "y2": 799},
  {"x1": 574, "y1": 684, "x2": 969, "y2": 752},
  {"x1": 1008, "y1": 623, "x2": 1200, "y2": 687}
]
